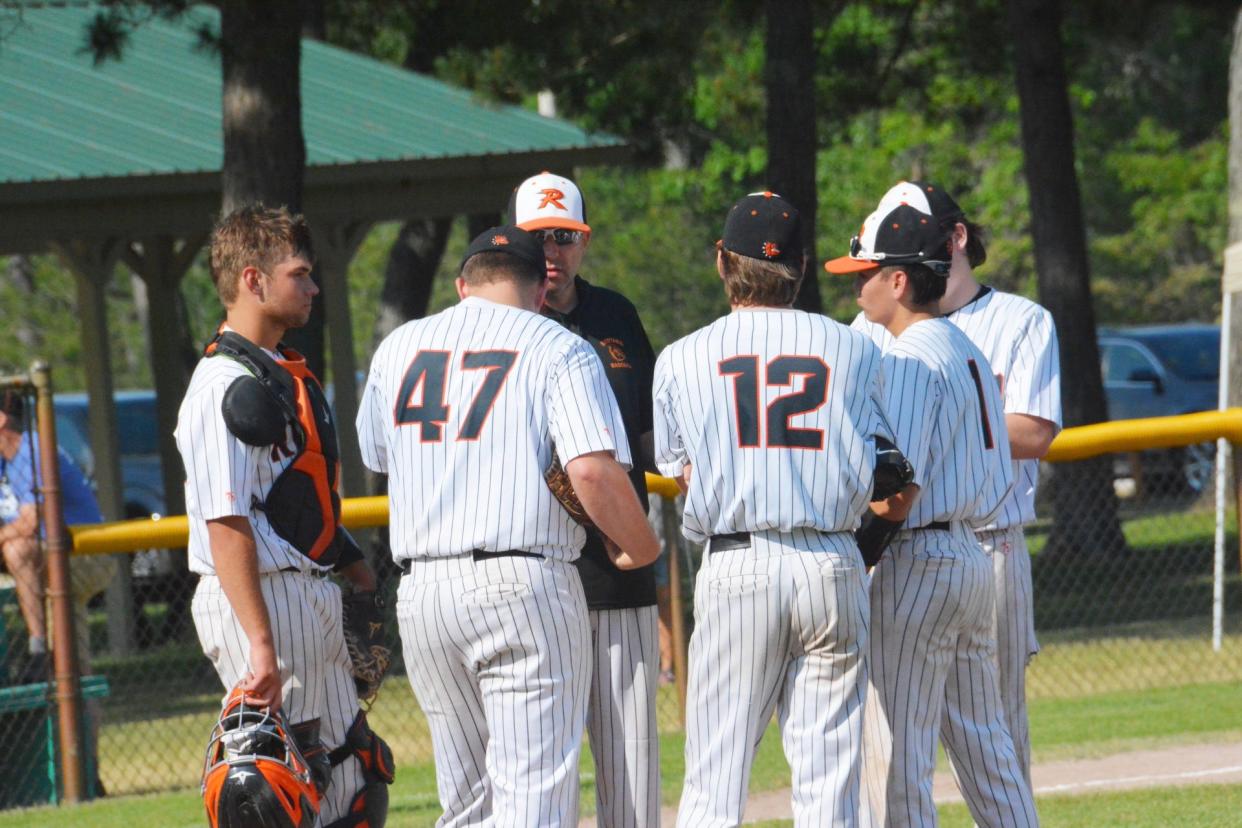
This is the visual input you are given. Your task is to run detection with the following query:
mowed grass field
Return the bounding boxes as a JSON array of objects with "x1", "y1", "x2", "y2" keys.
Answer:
[
  {"x1": 744, "y1": 783, "x2": 1242, "y2": 828},
  {"x1": 3, "y1": 495, "x2": 1239, "y2": 824},
  {"x1": 3, "y1": 676, "x2": 1240, "y2": 827}
]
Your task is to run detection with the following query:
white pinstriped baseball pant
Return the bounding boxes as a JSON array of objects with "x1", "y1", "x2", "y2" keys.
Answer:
[
  {"x1": 677, "y1": 532, "x2": 869, "y2": 828},
  {"x1": 396, "y1": 554, "x2": 591, "y2": 828},
  {"x1": 192, "y1": 570, "x2": 366, "y2": 826},
  {"x1": 861, "y1": 529, "x2": 1037, "y2": 828},
  {"x1": 949, "y1": 526, "x2": 1037, "y2": 789},
  {"x1": 586, "y1": 605, "x2": 661, "y2": 828}
]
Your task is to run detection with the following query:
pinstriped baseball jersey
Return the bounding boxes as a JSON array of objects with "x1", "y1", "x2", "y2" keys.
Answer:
[
  {"x1": 653, "y1": 308, "x2": 894, "y2": 543},
  {"x1": 852, "y1": 287, "x2": 1060, "y2": 528},
  {"x1": 879, "y1": 318, "x2": 1014, "y2": 529},
  {"x1": 177, "y1": 349, "x2": 322, "y2": 576},
  {"x1": 860, "y1": 317, "x2": 1037, "y2": 828},
  {"x1": 356, "y1": 295, "x2": 629, "y2": 562},
  {"x1": 178, "y1": 334, "x2": 370, "y2": 827}
]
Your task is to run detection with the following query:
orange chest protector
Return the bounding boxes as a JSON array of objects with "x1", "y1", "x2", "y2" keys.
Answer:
[{"x1": 206, "y1": 331, "x2": 360, "y2": 571}]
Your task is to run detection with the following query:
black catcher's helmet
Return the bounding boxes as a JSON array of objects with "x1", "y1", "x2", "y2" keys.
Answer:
[{"x1": 201, "y1": 685, "x2": 320, "y2": 828}]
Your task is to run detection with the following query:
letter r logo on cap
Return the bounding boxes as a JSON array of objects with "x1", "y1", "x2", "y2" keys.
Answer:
[{"x1": 538, "y1": 189, "x2": 567, "y2": 210}]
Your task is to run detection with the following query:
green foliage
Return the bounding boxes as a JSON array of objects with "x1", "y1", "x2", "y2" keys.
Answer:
[
  {"x1": 1, "y1": 0, "x2": 1234, "y2": 392},
  {"x1": 0, "y1": 257, "x2": 150, "y2": 391},
  {"x1": 1091, "y1": 122, "x2": 1227, "y2": 324},
  {"x1": 573, "y1": 167, "x2": 730, "y2": 350}
]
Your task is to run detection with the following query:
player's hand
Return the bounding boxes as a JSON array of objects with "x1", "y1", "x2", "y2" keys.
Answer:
[
  {"x1": 605, "y1": 533, "x2": 660, "y2": 570},
  {"x1": 603, "y1": 537, "x2": 629, "y2": 567},
  {"x1": 242, "y1": 640, "x2": 282, "y2": 711}
]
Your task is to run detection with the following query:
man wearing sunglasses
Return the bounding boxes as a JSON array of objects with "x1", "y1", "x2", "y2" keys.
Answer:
[{"x1": 511, "y1": 171, "x2": 661, "y2": 828}]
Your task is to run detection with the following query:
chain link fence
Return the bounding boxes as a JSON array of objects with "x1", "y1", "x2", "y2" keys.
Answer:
[
  {"x1": 1026, "y1": 445, "x2": 1242, "y2": 699},
  {"x1": 0, "y1": 441, "x2": 1238, "y2": 804}
]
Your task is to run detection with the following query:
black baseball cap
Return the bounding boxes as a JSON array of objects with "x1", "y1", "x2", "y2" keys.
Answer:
[
  {"x1": 824, "y1": 184, "x2": 953, "y2": 275},
  {"x1": 460, "y1": 225, "x2": 548, "y2": 277},
  {"x1": 721, "y1": 191, "x2": 802, "y2": 265},
  {"x1": 905, "y1": 180, "x2": 966, "y2": 225}
]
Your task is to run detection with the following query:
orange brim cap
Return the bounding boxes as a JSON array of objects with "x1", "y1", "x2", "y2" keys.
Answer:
[
  {"x1": 824, "y1": 256, "x2": 880, "y2": 274},
  {"x1": 516, "y1": 216, "x2": 591, "y2": 234}
]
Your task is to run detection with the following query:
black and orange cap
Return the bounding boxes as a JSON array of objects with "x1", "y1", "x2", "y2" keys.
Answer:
[
  {"x1": 721, "y1": 191, "x2": 802, "y2": 265},
  {"x1": 460, "y1": 225, "x2": 547, "y2": 277}
]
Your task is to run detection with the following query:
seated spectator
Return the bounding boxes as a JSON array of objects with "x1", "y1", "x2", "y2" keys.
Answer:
[{"x1": 0, "y1": 389, "x2": 108, "y2": 682}]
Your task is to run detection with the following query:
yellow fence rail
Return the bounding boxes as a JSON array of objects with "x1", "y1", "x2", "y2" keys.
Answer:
[{"x1": 68, "y1": 408, "x2": 1242, "y2": 557}]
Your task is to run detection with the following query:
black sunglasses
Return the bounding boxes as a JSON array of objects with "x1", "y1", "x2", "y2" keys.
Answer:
[{"x1": 533, "y1": 228, "x2": 584, "y2": 246}]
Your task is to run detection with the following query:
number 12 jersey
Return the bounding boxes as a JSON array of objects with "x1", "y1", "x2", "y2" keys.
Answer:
[{"x1": 653, "y1": 308, "x2": 894, "y2": 543}]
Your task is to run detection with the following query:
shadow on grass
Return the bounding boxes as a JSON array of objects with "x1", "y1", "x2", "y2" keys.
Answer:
[
  {"x1": 93, "y1": 642, "x2": 220, "y2": 723},
  {"x1": 1032, "y1": 537, "x2": 1242, "y2": 632}
]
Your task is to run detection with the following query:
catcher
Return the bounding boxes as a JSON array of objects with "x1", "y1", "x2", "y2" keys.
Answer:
[{"x1": 178, "y1": 205, "x2": 393, "y2": 828}]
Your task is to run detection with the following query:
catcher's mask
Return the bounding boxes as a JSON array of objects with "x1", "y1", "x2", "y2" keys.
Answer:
[{"x1": 201, "y1": 685, "x2": 320, "y2": 828}]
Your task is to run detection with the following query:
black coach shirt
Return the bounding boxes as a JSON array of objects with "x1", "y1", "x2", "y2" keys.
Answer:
[{"x1": 543, "y1": 276, "x2": 658, "y2": 610}]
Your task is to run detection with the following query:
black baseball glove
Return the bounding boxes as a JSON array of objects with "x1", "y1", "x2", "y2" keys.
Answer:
[
  {"x1": 855, "y1": 512, "x2": 903, "y2": 568},
  {"x1": 872, "y1": 435, "x2": 914, "y2": 502},
  {"x1": 341, "y1": 590, "x2": 392, "y2": 705}
]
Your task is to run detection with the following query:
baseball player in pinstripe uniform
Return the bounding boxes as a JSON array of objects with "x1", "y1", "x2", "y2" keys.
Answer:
[
  {"x1": 655, "y1": 192, "x2": 900, "y2": 827},
  {"x1": 511, "y1": 171, "x2": 662, "y2": 828},
  {"x1": 357, "y1": 225, "x2": 660, "y2": 827},
  {"x1": 177, "y1": 205, "x2": 391, "y2": 826},
  {"x1": 828, "y1": 191, "x2": 1038, "y2": 827},
  {"x1": 851, "y1": 182, "x2": 1061, "y2": 789}
]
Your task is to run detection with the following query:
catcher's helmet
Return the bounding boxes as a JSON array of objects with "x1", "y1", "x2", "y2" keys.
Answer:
[{"x1": 201, "y1": 685, "x2": 320, "y2": 828}]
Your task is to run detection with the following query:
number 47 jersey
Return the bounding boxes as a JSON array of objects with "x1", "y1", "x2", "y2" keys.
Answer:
[
  {"x1": 653, "y1": 309, "x2": 895, "y2": 543},
  {"x1": 357, "y1": 296, "x2": 630, "y2": 562}
]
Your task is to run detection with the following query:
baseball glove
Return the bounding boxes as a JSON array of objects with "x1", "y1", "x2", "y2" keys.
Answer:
[
  {"x1": 544, "y1": 450, "x2": 597, "y2": 530},
  {"x1": 855, "y1": 512, "x2": 903, "y2": 568},
  {"x1": 872, "y1": 435, "x2": 914, "y2": 502},
  {"x1": 341, "y1": 590, "x2": 391, "y2": 706}
]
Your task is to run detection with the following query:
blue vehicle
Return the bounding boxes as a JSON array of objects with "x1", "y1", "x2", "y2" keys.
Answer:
[
  {"x1": 1098, "y1": 324, "x2": 1220, "y2": 493},
  {"x1": 55, "y1": 390, "x2": 187, "y2": 645},
  {"x1": 54, "y1": 390, "x2": 166, "y2": 527}
]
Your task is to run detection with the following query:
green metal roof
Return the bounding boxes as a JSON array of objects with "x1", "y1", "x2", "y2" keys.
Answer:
[{"x1": 0, "y1": 4, "x2": 622, "y2": 185}]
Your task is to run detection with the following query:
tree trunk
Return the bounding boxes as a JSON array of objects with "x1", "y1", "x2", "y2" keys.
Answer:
[
  {"x1": 1008, "y1": 0, "x2": 1125, "y2": 558},
  {"x1": 6, "y1": 255, "x2": 38, "y2": 352},
  {"x1": 372, "y1": 218, "x2": 453, "y2": 346},
  {"x1": 764, "y1": 0, "x2": 821, "y2": 314},
  {"x1": 219, "y1": 0, "x2": 320, "y2": 374}
]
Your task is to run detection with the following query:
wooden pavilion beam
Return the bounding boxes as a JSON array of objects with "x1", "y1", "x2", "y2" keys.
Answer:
[
  {"x1": 309, "y1": 219, "x2": 373, "y2": 499},
  {"x1": 121, "y1": 235, "x2": 206, "y2": 524},
  {"x1": 50, "y1": 238, "x2": 132, "y2": 656}
]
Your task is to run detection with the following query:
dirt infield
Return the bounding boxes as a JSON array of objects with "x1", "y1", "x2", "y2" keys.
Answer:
[{"x1": 580, "y1": 741, "x2": 1242, "y2": 826}]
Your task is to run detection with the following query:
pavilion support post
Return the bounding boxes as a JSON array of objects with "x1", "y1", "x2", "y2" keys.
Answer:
[
  {"x1": 123, "y1": 234, "x2": 205, "y2": 645},
  {"x1": 52, "y1": 239, "x2": 133, "y2": 657},
  {"x1": 122, "y1": 235, "x2": 205, "y2": 522},
  {"x1": 312, "y1": 220, "x2": 371, "y2": 498}
]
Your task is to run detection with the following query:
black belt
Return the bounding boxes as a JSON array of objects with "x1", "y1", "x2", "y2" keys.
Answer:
[
  {"x1": 711, "y1": 522, "x2": 949, "y2": 552},
  {"x1": 708, "y1": 532, "x2": 751, "y2": 552},
  {"x1": 278, "y1": 566, "x2": 330, "y2": 578},
  {"x1": 400, "y1": 549, "x2": 543, "y2": 575}
]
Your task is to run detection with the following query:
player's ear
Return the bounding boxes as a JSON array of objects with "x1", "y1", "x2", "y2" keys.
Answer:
[
  {"x1": 890, "y1": 268, "x2": 909, "y2": 298},
  {"x1": 455, "y1": 276, "x2": 469, "y2": 300},
  {"x1": 241, "y1": 265, "x2": 265, "y2": 301},
  {"x1": 951, "y1": 221, "x2": 968, "y2": 253},
  {"x1": 715, "y1": 248, "x2": 726, "y2": 281}
]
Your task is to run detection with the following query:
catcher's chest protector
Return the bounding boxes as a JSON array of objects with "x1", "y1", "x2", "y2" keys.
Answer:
[{"x1": 206, "y1": 331, "x2": 347, "y2": 568}]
